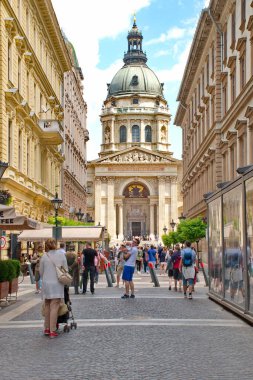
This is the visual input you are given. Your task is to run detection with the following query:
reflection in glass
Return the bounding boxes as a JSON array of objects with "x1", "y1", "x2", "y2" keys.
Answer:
[
  {"x1": 223, "y1": 186, "x2": 245, "y2": 306},
  {"x1": 209, "y1": 198, "x2": 222, "y2": 295},
  {"x1": 245, "y1": 178, "x2": 253, "y2": 312}
]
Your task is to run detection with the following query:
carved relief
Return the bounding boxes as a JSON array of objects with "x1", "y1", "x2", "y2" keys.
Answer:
[{"x1": 101, "y1": 150, "x2": 170, "y2": 163}]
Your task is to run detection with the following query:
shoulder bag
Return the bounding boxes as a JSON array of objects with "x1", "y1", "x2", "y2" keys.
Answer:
[{"x1": 46, "y1": 252, "x2": 72, "y2": 286}]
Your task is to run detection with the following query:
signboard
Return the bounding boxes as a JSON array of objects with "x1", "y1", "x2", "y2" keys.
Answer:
[{"x1": 0, "y1": 236, "x2": 6, "y2": 249}]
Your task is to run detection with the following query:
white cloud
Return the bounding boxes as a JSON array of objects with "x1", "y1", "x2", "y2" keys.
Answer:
[
  {"x1": 52, "y1": 0, "x2": 151, "y2": 160},
  {"x1": 146, "y1": 26, "x2": 187, "y2": 46},
  {"x1": 154, "y1": 50, "x2": 170, "y2": 58}
]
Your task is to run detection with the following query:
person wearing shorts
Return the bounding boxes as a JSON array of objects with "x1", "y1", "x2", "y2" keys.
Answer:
[
  {"x1": 121, "y1": 238, "x2": 139, "y2": 299},
  {"x1": 115, "y1": 244, "x2": 126, "y2": 287},
  {"x1": 180, "y1": 241, "x2": 196, "y2": 299}
]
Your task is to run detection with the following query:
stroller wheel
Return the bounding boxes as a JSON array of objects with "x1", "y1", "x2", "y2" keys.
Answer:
[
  {"x1": 70, "y1": 323, "x2": 73, "y2": 329},
  {"x1": 74, "y1": 323, "x2": 77, "y2": 330},
  {"x1": 63, "y1": 325, "x2": 70, "y2": 333}
]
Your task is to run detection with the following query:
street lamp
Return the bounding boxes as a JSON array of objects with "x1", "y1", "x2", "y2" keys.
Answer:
[
  {"x1": 0, "y1": 161, "x2": 8, "y2": 179},
  {"x1": 178, "y1": 213, "x2": 186, "y2": 221},
  {"x1": 163, "y1": 226, "x2": 168, "y2": 234},
  {"x1": 51, "y1": 192, "x2": 62, "y2": 241},
  {"x1": 75, "y1": 208, "x2": 84, "y2": 221},
  {"x1": 170, "y1": 219, "x2": 176, "y2": 231}
]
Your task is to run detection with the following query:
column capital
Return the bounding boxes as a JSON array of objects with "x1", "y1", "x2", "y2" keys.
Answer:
[{"x1": 107, "y1": 176, "x2": 115, "y2": 184}]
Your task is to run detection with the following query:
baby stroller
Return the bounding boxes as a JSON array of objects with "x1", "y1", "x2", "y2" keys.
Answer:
[{"x1": 57, "y1": 286, "x2": 77, "y2": 333}]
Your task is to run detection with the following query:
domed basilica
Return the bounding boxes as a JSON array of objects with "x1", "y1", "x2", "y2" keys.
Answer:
[{"x1": 87, "y1": 18, "x2": 182, "y2": 242}]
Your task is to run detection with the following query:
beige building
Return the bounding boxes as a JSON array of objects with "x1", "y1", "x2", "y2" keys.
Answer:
[
  {"x1": 175, "y1": 0, "x2": 253, "y2": 218},
  {"x1": 0, "y1": 0, "x2": 72, "y2": 221},
  {"x1": 63, "y1": 36, "x2": 89, "y2": 218},
  {"x1": 87, "y1": 19, "x2": 182, "y2": 241}
]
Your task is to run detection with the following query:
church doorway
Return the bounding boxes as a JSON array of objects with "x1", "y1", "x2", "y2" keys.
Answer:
[{"x1": 122, "y1": 182, "x2": 150, "y2": 239}]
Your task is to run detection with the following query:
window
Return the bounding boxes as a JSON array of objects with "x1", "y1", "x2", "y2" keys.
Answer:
[
  {"x1": 120, "y1": 125, "x2": 127, "y2": 143},
  {"x1": 34, "y1": 83, "x2": 36, "y2": 112},
  {"x1": 241, "y1": 0, "x2": 246, "y2": 26},
  {"x1": 231, "y1": 9, "x2": 236, "y2": 48},
  {"x1": 223, "y1": 25, "x2": 227, "y2": 62},
  {"x1": 26, "y1": 8, "x2": 29, "y2": 37},
  {"x1": 202, "y1": 71, "x2": 205, "y2": 96},
  {"x1": 8, "y1": 120, "x2": 12, "y2": 164},
  {"x1": 145, "y1": 126, "x2": 152, "y2": 142},
  {"x1": 231, "y1": 68, "x2": 236, "y2": 103},
  {"x1": 8, "y1": 41, "x2": 12, "y2": 81},
  {"x1": 133, "y1": 98, "x2": 139, "y2": 105},
  {"x1": 18, "y1": 58, "x2": 21, "y2": 91},
  {"x1": 222, "y1": 83, "x2": 227, "y2": 115},
  {"x1": 211, "y1": 44, "x2": 215, "y2": 76},
  {"x1": 27, "y1": 138, "x2": 30, "y2": 176},
  {"x1": 18, "y1": 130, "x2": 22, "y2": 172},
  {"x1": 240, "y1": 54, "x2": 246, "y2": 89},
  {"x1": 206, "y1": 55, "x2": 209, "y2": 85},
  {"x1": 26, "y1": 71, "x2": 29, "y2": 102},
  {"x1": 132, "y1": 125, "x2": 140, "y2": 142}
]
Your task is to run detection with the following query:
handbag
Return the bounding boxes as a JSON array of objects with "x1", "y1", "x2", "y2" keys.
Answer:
[
  {"x1": 46, "y1": 253, "x2": 73, "y2": 286},
  {"x1": 41, "y1": 301, "x2": 68, "y2": 317}
]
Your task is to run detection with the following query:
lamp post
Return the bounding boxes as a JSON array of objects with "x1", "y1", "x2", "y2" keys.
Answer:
[
  {"x1": 51, "y1": 192, "x2": 62, "y2": 243},
  {"x1": 170, "y1": 219, "x2": 176, "y2": 231},
  {"x1": 178, "y1": 213, "x2": 186, "y2": 222},
  {"x1": 163, "y1": 226, "x2": 168, "y2": 235},
  {"x1": 75, "y1": 208, "x2": 84, "y2": 222}
]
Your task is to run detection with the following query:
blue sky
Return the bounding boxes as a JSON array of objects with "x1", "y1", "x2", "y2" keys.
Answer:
[{"x1": 52, "y1": 0, "x2": 209, "y2": 160}]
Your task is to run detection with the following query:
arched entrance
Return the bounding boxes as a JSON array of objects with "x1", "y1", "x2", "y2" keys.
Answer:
[{"x1": 122, "y1": 182, "x2": 150, "y2": 239}]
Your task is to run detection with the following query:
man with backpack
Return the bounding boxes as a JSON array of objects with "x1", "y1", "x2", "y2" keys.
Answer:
[{"x1": 180, "y1": 241, "x2": 196, "y2": 299}]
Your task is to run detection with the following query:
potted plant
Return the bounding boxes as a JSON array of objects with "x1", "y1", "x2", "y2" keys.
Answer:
[
  {"x1": 0, "y1": 189, "x2": 12, "y2": 205},
  {"x1": 9, "y1": 259, "x2": 20, "y2": 296},
  {"x1": 0, "y1": 261, "x2": 12, "y2": 301}
]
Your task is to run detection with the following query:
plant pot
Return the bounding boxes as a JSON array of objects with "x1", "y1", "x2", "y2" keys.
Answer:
[
  {"x1": 0, "y1": 281, "x2": 9, "y2": 300},
  {"x1": 9, "y1": 277, "x2": 18, "y2": 294}
]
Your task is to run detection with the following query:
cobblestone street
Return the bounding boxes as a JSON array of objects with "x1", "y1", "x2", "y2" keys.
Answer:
[{"x1": 0, "y1": 273, "x2": 252, "y2": 380}]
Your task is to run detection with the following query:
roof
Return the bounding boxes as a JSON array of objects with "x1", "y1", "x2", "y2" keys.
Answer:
[{"x1": 18, "y1": 226, "x2": 104, "y2": 241}]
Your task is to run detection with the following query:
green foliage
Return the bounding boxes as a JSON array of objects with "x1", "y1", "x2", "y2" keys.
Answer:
[
  {"x1": 162, "y1": 231, "x2": 178, "y2": 247},
  {"x1": 11, "y1": 259, "x2": 21, "y2": 278},
  {"x1": 0, "y1": 260, "x2": 16, "y2": 282},
  {"x1": 177, "y1": 217, "x2": 206, "y2": 243},
  {"x1": 47, "y1": 216, "x2": 94, "y2": 227},
  {"x1": 0, "y1": 190, "x2": 12, "y2": 205}
]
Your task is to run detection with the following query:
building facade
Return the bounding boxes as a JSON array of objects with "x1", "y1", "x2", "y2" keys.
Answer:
[
  {"x1": 175, "y1": 0, "x2": 253, "y2": 218},
  {"x1": 87, "y1": 19, "x2": 182, "y2": 242},
  {"x1": 63, "y1": 37, "x2": 89, "y2": 218},
  {"x1": 0, "y1": 0, "x2": 72, "y2": 221}
]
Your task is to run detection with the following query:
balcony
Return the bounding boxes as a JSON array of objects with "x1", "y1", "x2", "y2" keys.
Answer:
[
  {"x1": 101, "y1": 106, "x2": 170, "y2": 116},
  {"x1": 38, "y1": 120, "x2": 64, "y2": 145}
]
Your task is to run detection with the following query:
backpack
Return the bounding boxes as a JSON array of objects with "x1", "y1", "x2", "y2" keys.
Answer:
[{"x1": 182, "y1": 249, "x2": 193, "y2": 267}]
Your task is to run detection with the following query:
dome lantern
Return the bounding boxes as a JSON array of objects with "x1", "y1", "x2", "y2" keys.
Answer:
[{"x1": 123, "y1": 16, "x2": 147, "y2": 65}]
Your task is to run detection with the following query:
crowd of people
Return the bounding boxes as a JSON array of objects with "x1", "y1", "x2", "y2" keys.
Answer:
[{"x1": 19, "y1": 237, "x2": 198, "y2": 338}]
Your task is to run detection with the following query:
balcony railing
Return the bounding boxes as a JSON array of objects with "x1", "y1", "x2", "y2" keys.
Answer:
[
  {"x1": 38, "y1": 120, "x2": 64, "y2": 145},
  {"x1": 101, "y1": 106, "x2": 170, "y2": 115}
]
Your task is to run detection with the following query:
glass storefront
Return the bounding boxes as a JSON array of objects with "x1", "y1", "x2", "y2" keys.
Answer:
[
  {"x1": 223, "y1": 186, "x2": 244, "y2": 307},
  {"x1": 209, "y1": 198, "x2": 222, "y2": 296},
  {"x1": 245, "y1": 178, "x2": 253, "y2": 312}
]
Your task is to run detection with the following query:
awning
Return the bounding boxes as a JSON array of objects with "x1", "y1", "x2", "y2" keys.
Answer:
[
  {"x1": 0, "y1": 205, "x2": 17, "y2": 219},
  {"x1": 18, "y1": 226, "x2": 104, "y2": 241},
  {"x1": 0, "y1": 216, "x2": 42, "y2": 230}
]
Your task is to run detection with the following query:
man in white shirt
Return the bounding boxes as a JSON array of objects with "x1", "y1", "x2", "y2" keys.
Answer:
[
  {"x1": 121, "y1": 238, "x2": 139, "y2": 299},
  {"x1": 58, "y1": 243, "x2": 66, "y2": 255}
]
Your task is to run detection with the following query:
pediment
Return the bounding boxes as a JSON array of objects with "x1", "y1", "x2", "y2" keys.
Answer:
[{"x1": 94, "y1": 147, "x2": 175, "y2": 165}]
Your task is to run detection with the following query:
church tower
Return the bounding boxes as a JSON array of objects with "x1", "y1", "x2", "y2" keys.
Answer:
[
  {"x1": 87, "y1": 18, "x2": 182, "y2": 242},
  {"x1": 99, "y1": 17, "x2": 171, "y2": 157}
]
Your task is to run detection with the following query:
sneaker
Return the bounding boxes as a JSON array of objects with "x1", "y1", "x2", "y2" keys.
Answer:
[
  {"x1": 121, "y1": 294, "x2": 129, "y2": 299},
  {"x1": 91, "y1": 292, "x2": 95, "y2": 295},
  {"x1": 115, "y1": 284, "x2": 119, "y2": 288},
  {"x1": 44, "y1": 328, "x2": 50, "y2": 336},
  {"x1": 130, "y1": 294, "x2": 135, "y2": 299},
  {"x1": 49, "y1": 331, "x2": 58, "y2": 339},
  {"x1": 184, "y1": 293, "x2": 187, "y2": 299},
  {"x1": 168, "y1": 286, "x2": 171, "y2": 290},
  {"x1": 188, "y1": 293, "x2": 193, "y2": 300}
]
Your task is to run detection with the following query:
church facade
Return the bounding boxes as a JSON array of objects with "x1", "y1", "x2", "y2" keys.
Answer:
[{"x1": 87, "y1": 18, "x2": 182, "y2": 241}]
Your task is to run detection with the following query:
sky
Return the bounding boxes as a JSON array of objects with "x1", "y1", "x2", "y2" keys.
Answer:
[{"x1": 52, "y1": 0, "x2": 209, "y2": 160}]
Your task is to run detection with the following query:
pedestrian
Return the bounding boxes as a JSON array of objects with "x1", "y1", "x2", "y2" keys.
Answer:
[
  {"x1": 171, "y1": 243, "x2": 182, "y2": 292},
  {"x1": 66, "y1": 252, "x2": 80, "y2": 295},
  {"x1": 58, "y1": 242, "x2": 66, "y2": 255},
  {"x1": 115, "y1": 243, "x2": 126, "y2": 287},
  {"x1": 136, "y1": 246, "x2": 143, "y2": 274},
  {"x1": 166, "y1": 249, "x2": 174, "y2": 290},
  {"x1": 143, "y1": 245, "x2": 149, "y2": 273},
  {"x1": 159, "y1": 246, "x2": 167, "y2": 275},
  {"x1": 39, "y1": 238, "x2": 68, "y2": 338},
  {"x1": 82, "y1": 242, "x2": 98, "y2": 295},
  {"x1": 31, "y1": 244, "x2": 44, "y2": 294},
  {"x1": 147, "y1": 245, "x2": 157, "y2": 267},
  {"x1": 180, "y1": 241, "x2": 196, "y2": 299},
  {"x1": 121, "y1": 238, "x2": 139, "y2": 299}
]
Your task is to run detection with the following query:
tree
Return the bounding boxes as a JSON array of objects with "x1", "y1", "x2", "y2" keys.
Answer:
[
  {"x1": 47, "y1": 216, "x2": 94, "y2": 227},
  {"x1": 162, "y1": 231, "x2": 178, "y2": 247},
  {"x1": 177, "y1": 217, "x2": 206, "y2": 243}
]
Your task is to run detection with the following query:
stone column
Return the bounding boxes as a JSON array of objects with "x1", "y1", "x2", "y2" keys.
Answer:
[
  {"x1": 140, "y1": 119, "x2": 145, "y2": 142},
  {"x1": 107, "y1": 177, "x2": 116, "y2": 239},
  {"x1": 95, "y1": 177, "x2": 101, "y2": 225},
  {"x1": 170, "y1": 176, "x2": 178, "y2": 222},
  {"x1": 149, "y1": 203, "x2": 155, "y2": 239},
  {"x1": 247, "y1": 123, "x2": 253, "y2": 164},
  {"x1": 111, "y1": 117, "x2": 115, "y2": 145},
  {"x1": 127, "y1": 119, "x2": 131, "y2": 145},
  {"x1": 158, "y1": 177, "x2": 166, "y2": 238},
  {"x1": 118, "y1": 203, "x2": 124, "y2": 240}
]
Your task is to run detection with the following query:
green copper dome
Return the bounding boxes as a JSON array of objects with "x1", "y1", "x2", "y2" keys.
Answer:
[{"x1": 107, "y1": 64, "x2": 164, "y2": 97}]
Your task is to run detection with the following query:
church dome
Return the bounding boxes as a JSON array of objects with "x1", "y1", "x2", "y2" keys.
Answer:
[{"x1": 107, "y1": 64, "x2": 164, "y2": 97}]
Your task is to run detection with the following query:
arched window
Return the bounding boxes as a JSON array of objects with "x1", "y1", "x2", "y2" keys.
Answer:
[
  {"x1": 120, "y1": 125, "x2": 127, "y2": 143},
  {"x1": 132, "y1": 125, "x2": 140, "y2": 142},
  {"x1": 145, "y1": 125, "x2": 152, "y2": 142}
]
